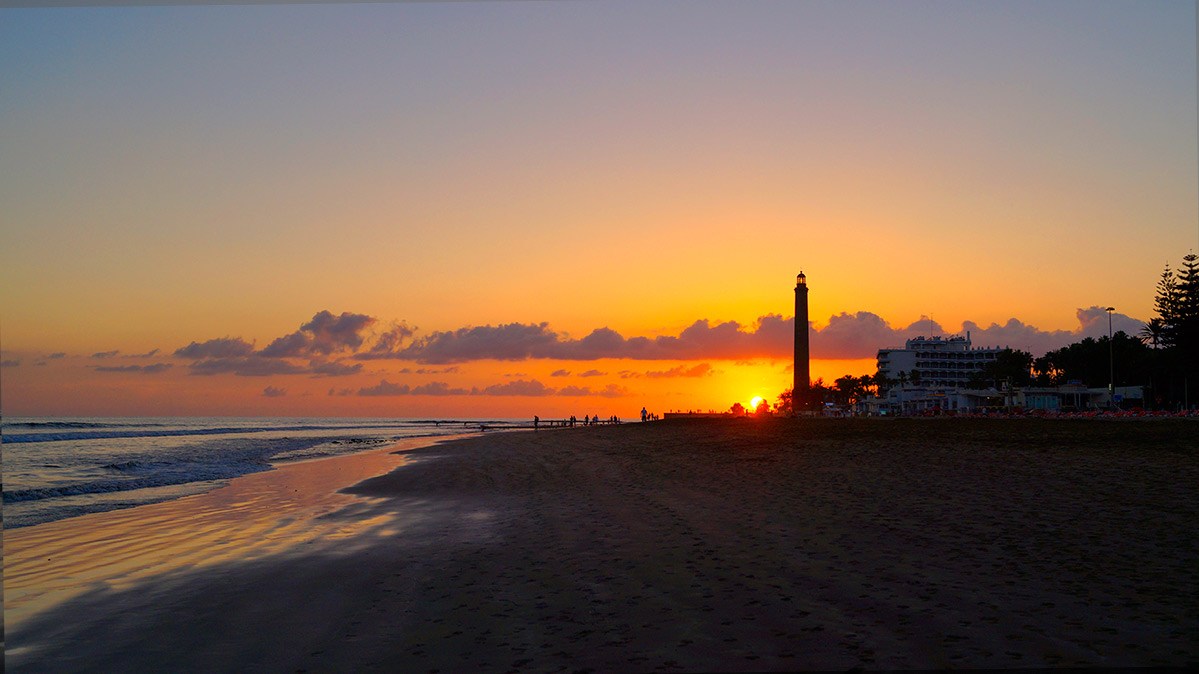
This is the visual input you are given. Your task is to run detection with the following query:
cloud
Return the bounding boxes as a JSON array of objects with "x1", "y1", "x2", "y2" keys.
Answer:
[
  {"x1": 557, "y1": 384, "x2": 629, "y2": 398},
  {"x1": 328, "y1": 388, "x2": 354, "y2": 397},
  {"x1": 358, "y1": 380, "x2": 410, "y2": 396},
  {"x1": 392, "y1": 319, "x2": 786, "y2": 363},
  {"x1": 1, "y1": 359, "x2": 20, "y2": 367},
  {"x1": 95, "y1": 363, "x2": 173, "y2": 374},
  {"x1": 174, "y1": 338, "x2": 255, "y2": 359},
  {"x1": 46, "y1": 352, "x2": 66, "y2": 359},
  {"x1": 357, "y1": 321, "x2": 417, "y2": 359},
  {"x1": 619, "y1": 364, "x2": 715, "y2": 378},
  {"x1": 187, "y1": 357, "x2": 308, "y2": 377},
  {"x1": 307, "y1": 360, "x2": 363, "y2": 377},
  {"x1": 262, "y1": 386, "x2": 287, "y2": 398},
  {"x1": 397, "y1": 322, "x2": 561, "y2": 363},
  {"x1": 92, "y1": 350, "x2": 120, "y2": 359},
  {"x1": 357, "y1": 377, "x2": 595, "y2": 397},
  {"x1": 804, "y1": 309, "x2": 1146, "y2": 359},
  {"x1": 260, "y1": 311, "x2": 376, "y2": 358},
  {"x1": 124, "y1": 349, "x2": 160, "y2": 358},
  {"x1": 411, "y1": 381, "x2": 470, "y2": 396},
  {"x1": 476, "y1": 379, "x2": 555, "y2": 397},
  {"x1": 354, "y1": 380, "x2": 470, "y2": 396},
  {"x1": 169, "y1": 306, "x2": 1150, "y2": 379},
  {"x1": 644, "y1": 363, "x2": 714, "y2": 378},
  {"x1": 175, "y1": 315, "x2": 366, "y2": 377},
  {"x1": 812, "y1": 312, "x2": 910, "y2": 359}
]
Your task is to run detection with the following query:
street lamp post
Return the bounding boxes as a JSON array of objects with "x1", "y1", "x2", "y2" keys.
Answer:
[{"x1": 1106, "y1": 306, "x2": 1115, "y2": 408}]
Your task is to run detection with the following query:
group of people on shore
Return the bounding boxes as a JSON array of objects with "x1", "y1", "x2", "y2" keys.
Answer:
[
  {"x1": 533, "y1": 414, "x2": 622, "y2": 430},
  {"x1": 531, "y1": 407, "x2": 665, "y2": 430}
]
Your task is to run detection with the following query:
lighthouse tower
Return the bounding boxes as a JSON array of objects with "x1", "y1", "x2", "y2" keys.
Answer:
[{"x1": 794, "y1": 271, "x2": 810, "y2": 411}]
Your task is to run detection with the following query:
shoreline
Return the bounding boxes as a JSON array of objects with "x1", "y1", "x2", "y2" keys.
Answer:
[
  {"x1": 6, "y1": 419, "x2": 1197, "y2": 672},
  {"x1": 3, "y1": 433, "x2": 479, "y2": 641}
]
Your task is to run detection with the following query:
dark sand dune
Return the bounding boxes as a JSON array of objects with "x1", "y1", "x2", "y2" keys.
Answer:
[{"x1": 6, "y1": 419, "x2": 1198, "y2": 672}]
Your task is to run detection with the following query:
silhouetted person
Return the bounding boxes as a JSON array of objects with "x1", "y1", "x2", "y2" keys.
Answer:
[
  {"x1": 641, "y1": 407, "x2": 648, "y2": 422},
  {"x1": 534, "y1": 415, "x2": 539, "y2": 431}
]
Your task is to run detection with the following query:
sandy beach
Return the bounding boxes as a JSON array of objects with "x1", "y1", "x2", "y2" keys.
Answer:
[{"x1": 5, "y1": 418, "x2": 1197, "y2": 672}]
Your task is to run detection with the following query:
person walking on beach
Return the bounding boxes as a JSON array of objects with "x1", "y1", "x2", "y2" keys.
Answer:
[
  {"x1": 534, "y1": 415, "x2": 539, "y2": 431},
  {"x1": 641, "y1": 407, "x2": 648, "y2": 422}
]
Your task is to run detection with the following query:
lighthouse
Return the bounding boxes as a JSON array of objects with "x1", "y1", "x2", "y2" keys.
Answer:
[{"x1": 794, "y1": 271, "x2": 810, "y2": 411}]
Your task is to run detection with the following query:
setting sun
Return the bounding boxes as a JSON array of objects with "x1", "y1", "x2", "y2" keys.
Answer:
[{"x1": 749, "y1": 396, "x2": 765, "y2": 411}]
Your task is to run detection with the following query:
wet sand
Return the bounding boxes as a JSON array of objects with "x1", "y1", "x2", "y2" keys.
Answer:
[{"x1": 5, "y1": 418, "x2": 1198, "y2": 672}]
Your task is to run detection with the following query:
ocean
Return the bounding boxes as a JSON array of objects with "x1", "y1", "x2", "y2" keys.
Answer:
[{"x1": 1, "y1": 416, "x2": 525, "y2": 529}]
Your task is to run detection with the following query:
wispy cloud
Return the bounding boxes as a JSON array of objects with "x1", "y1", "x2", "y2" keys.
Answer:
[
  {"x1": 358, "y1": 379, "x2": 410, "y2": 396},
  {"x1": 262, "y1": 386, "x2": 287, "y2": 398},
  {"x1": 175, "y1": 338, "x2": 256, "y2": 359},
  {"x1": 557, "y1": 384, "x2": 628, "y2": 398},
  {"x1": 308, "y1": 360, "x2": 363, "y2": 377},
  {"x1": 621, "y1": 364, "x2": 717, "y2": 379},
  {"x1": 187, "y1": 357, "x2": 309, "y2": 377},
  {"x1": 412, "y1": 381, "x2": 470, "y2": 396},
  {"x1": 95, "y1": 363, "x2": 173, "y2": 374},
  {"x1": 356, "y1": 321, "x2": 416, "y2": 359},
  {"x1": 478, "y1": 379, "x2": 554, "y2": 396},
  {"x1": 353, "y1": 377, "x2": 625, "y2": 398},
  {"x1": 645, "y1": 363, "x2": 714, "y2": 378},
  {"x1": 124, "y1": 349, "x2": 160, "y2": 359}
]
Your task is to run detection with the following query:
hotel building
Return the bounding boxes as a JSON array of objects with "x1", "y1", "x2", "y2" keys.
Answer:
[{"x1": 876, "y1": 333, "x2": 1004, "y2": 390}]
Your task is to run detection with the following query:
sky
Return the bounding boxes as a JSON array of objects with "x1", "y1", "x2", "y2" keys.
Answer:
[{"x1": 1, "y1": 0, "x2": 1196, "y2": 418}]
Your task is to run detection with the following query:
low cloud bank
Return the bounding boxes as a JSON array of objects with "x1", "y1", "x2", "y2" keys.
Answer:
[
  {"x1": 381, "y1": 307, "x2": 1144, "y2": 362},
  {"x1": 169, "y1": 306, "x2": 1146, "y2": 377}
]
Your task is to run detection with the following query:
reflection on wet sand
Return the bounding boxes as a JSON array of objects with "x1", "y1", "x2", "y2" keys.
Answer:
[{"x1": 4, "y1": 435, "x2": 471, "y2": 628}]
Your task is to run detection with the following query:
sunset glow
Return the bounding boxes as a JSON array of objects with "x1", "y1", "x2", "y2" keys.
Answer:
[{"x1": 1, "y1": 2, "x2": 1195, "y2": 418}]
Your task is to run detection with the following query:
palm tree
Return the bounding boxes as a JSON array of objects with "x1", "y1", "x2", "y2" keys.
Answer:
[{"x1": 1140, "y1": 318, "x2": 1166, "y2": 349}]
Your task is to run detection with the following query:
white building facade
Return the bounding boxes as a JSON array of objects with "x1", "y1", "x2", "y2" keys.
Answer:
[{"x1": 876, "y1": 334, "x2": 1005, "y2": 390}]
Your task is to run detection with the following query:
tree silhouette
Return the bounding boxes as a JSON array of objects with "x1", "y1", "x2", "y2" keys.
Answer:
[
  {"x1": 1032, "y1": 334, "x2": 1150, "y2": 388},
  {"x1": 966, "y1": 348, "x2": 1033, "y2": 389},
  {"x1": 774, "y1": 388, "x2": 793, "y2": 414},
  {"x1": 1140, "y1": 318, "x2": 1166, "y2": 349},
  {"x1": 1147, "y1": 252, "x2": 1199, "y2": 407}
]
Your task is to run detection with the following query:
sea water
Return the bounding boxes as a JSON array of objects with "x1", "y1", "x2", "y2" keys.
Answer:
[{"x1": 2, "y1": 417, "x2": 524, "y2": 528}]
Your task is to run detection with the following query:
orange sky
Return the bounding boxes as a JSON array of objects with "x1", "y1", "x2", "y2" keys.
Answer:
[{"x1": 1, "y1": 2, "x2": 1196, "y2": 418}]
